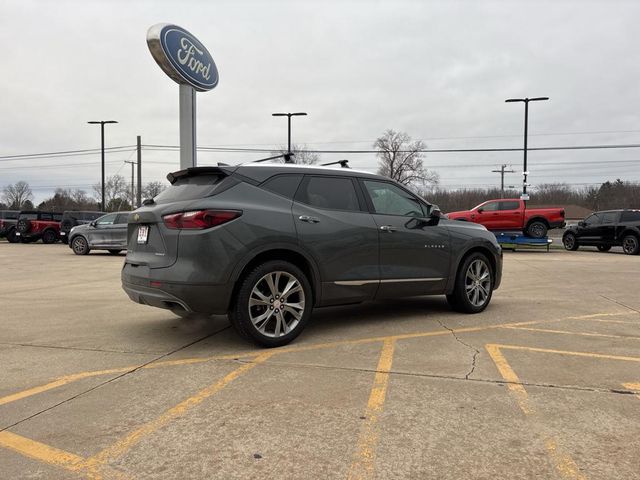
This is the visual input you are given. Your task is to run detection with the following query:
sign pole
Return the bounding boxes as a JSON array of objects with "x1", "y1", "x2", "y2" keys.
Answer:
[{"x1": 179, "y1": 84, "x2": 197, "y2": 169}]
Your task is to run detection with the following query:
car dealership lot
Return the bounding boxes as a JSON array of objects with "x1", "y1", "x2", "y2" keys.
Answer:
[{"x1": 1, "y1": 244, "x2": 639, "y2": 479}]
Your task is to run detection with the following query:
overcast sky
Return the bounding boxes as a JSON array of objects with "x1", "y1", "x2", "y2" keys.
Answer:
[{"x1": 1, "y1": 0, "x2": 640, "y2": 203}]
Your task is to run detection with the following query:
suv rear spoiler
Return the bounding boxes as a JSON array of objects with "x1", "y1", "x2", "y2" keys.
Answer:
[{"x1": 166, "y1": 166, "x2": 235, "y2": 184}]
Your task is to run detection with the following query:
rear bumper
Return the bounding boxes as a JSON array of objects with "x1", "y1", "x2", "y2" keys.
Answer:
[{"x1": 122, "y1": 265, "x2": 232, "y2": 315}]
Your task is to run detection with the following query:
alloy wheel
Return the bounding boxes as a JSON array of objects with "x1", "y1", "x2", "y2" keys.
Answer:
[
  {"x1": 248, "y1": 271, "x2": 305, "y2": 338},
  {"x1": 623, "y1": 236, "x2": 638, "y2": 254},
  {"x1": 465, "y1": 259, "x2": 491, "y2": 307}
]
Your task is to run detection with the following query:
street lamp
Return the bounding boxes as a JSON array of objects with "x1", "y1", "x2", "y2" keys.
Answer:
[
  {"x1": 505, "y1": 97, "x2": 549, "y2": 198},
  {"x1": 272, "y1": 112, "x2": 307, "y2": 156},
  {"x1": 88, "y1": 120, "x2": 118, "y2": 211}
]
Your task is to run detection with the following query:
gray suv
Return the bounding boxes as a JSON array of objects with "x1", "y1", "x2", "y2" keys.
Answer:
[
  {"x1": 122, "y1": 164, "x2": 502, "y2": 347},
  {"x1": 69, "y1": 212, "x2": 130, "y2": 255}
]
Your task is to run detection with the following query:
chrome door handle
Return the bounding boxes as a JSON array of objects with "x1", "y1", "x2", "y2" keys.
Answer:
[
  {"x1": 380, "y1": 225, "x2": 397, "y2": 232},
  {"x1": 299, "y1": 215, "x2": 320, "y2": 223}
]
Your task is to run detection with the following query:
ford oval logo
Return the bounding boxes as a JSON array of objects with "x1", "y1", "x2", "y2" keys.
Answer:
[{"x1": 147, "y1": 24, "x2": 219, "y2": 92}]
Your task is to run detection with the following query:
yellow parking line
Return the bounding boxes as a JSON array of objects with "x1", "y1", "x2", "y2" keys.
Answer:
[
  {"x1": 501, "y1": 326, "x2": 640, "y2": 341},
  {"x1": 84, "y1": 351, "x2": 273, "y2": 470},
  {"x1": 623, "y1": 383, "x2": 640, "y2": 400},
  {"x1": 485, "y1": 344, "x2": 586, "y2": 480},
  {"x1": 491, "y1": 344, "x2": 640, "y2": 363},
  {"x1": 347, "y1": 339, "x2": 396, "y2": 480}
]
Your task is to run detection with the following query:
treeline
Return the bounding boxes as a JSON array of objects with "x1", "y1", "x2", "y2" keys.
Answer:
[{"x1": 426, "y1": 180, "x2": 640, "y2": 213}]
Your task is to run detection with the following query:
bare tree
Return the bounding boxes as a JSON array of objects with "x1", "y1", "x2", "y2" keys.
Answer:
[
  {"x1": 38, "y1": 188, "x2": 98, "y2": 211},
  {"x1": 93, "y1": 175, "x2": 130, "y2": 211},
  {"x1": 374, "y1": 130, "x2": 439, "y2": 188},
  {"x1": 2, "y1": 181, "x2": 34, "y2": 209},
  {"x1": 272, "y1": 144, "x2": 320, "y2": 165},
  {"x1": 142, "y1": 181, "x2": 167, "y2": 199}
]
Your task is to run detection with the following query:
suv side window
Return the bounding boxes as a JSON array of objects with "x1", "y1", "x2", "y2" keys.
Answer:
[
  {"x1": 96, "y1": 213, "x2": 117, "y2": 226},
  {"x1": 583, "y1": 213, "x2": 601, "y2": 226},
  {"x1": 40, "y1": 213, "x2": 53, "y2": 221},
  {"x1": 362, "y1": 180, "x2": 424, "y2": 217},
  {"x1": 621, "y1": 210, "x2": 640, "y2": 222},
  {"x1": 499, "y1": 201, "x2": 520, "y2": 211},
  {"x1": 599, "y1": 212, "x2": 618, "y2": 224},
  {"x1": 115, "y1": 213, "x2": 130, "y2": 224},
  {"x1": 261, "y1": 174, "x2": 303, "y2": 199},
  {"x1": 296, "y1": 176, "x2": 361, "y2": 211}
]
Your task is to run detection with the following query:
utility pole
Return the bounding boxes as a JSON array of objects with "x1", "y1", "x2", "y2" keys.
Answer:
[
  {"x1": 491, "y1": 164, "x2": 515, "y2": 197},
  {"x1": 124, "y1": 161, "x2": 135, "y2": 208},
  {"x1": 87, "y1": 120, "x2": 118, "y2": 211},
  {"x1": 136, "y1": 136, "x2": 142, "y2": 208},
  {"x1": 271, "y1": 112, "x2": 307, "y2": 156},
  {"x1": 504, "y1": 97, "x2": 549, "y2": 199}
]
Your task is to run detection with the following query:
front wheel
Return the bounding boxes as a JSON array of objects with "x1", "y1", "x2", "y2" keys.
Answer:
[
  {"x1": 563, "y1": 233, "x2": 579, "y2": 251},
  {"x1": 622, "y1": 234, "x2": 640, "y2": 255},
  {"x1": 597, "y1": 245, "x2": 611, "y2": 252},
  {"x1": 71, "y1": 236, "x2": 90, "y2": 255},
  {"x1": 229, "y1": 260, "x2": 313, "y2": 347},
  {"x1": 447, "y1": 252, "x2": 493, "y2": 314}
]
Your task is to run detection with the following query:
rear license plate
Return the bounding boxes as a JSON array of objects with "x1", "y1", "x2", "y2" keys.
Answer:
[{"x1": 137, "y1": 225, "x2": 149, "y2": 244}]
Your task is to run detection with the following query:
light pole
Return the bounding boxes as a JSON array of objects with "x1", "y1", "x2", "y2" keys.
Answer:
[
  {"x1": 505, "y1": 97, "x2": 549, "y2": 198},
  {"x1": 272, "y1": 112, "x2": 307, "y2": 156},
  {"x1": 88, "y1": 120, "x2": 118, "y2": 211}
]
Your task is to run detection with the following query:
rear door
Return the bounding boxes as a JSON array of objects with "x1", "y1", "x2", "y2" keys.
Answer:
[
  {"x1": 497, "y1": 200, "x2": 522, "y2": 230},
  {"x1": 292, "y1": 175, "x2": 380, "y2": 305},
  {"x1": 360, "y1": 179, "x2": 450, "y2": 297},
  {"x1": 598, "y1": 211, "x2": 619, "y2": 244},
  {"x1": 112, "y1": 213, "x2": 130, "y2": 247}
]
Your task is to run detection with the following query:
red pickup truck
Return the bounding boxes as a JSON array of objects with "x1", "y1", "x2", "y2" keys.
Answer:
[{"x1": 446, "y1": 199, "x2": 565, "y2": 238}]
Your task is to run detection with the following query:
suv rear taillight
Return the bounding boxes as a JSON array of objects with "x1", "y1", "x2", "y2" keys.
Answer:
[{"x1": 162, "y1": 210, "x2": 242, "y2": 230}]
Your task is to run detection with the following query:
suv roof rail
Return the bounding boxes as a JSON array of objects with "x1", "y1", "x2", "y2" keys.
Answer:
[
  {"x1": 320, "y1": 160, "x2": 350, "y2": 168},
  {"x1": 250, "y1": 153, "x2": 295, "y2": 164}
]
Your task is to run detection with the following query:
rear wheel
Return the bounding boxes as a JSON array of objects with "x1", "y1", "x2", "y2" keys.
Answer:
[
  {"x1": 525, "y1": 220, "x2": 548, "y2": 238},
  {"x1": 563, "y1": 232, "x2": 579, "y2": 251},
  {"x1": 108, "y1": 249, "x2": 122, "y2": 255},
  {"x1": 446, "y1": 252, "x2": 493, "y2": 313},
  {"x1": 229, "y1": 260, "x2": 312, "y2": 347},
  {"x1": 42, "y1": 230, "x2": 57, "y2": 244},
  {"x1": 597, "y1": 245, "x2": 611, "y2": 252},
  {"x1": 71, "y1": 236, "x2": 90, "y2": 255},
  {"x1": 622, "y1": 234, "x2": 640, "y2": 255}
]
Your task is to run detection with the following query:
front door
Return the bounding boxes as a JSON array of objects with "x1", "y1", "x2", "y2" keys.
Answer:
[
  {"x1": 577, "y1": 213, "x2": 602, "y2": 244},
  {"x1": 90, "y1": 213, "x2": 117, "y2": 246},
  {"x1": 474, "y1": 201, "x2": 501, "y2": 229},
  {"x1": 360, "y1": 179, "x2": 450, "y2": 297}
]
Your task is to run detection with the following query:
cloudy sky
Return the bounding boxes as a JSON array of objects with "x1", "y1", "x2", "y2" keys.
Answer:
[{"x1": 1, "y1": 0, "x2": 640, "y2": 203}]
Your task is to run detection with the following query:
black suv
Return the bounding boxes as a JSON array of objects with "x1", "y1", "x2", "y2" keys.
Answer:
[
  {"x1": 0, "y1": 210, "x2": 20, "y2": 243},
  {"x1": 563, "y1": 209, "x2": 640, "y2": 254},
  {"x1": 59, "y1": 211, "x2": 105, "y2": 243},
  {"x1": 122, "y1": 164, "x2": 502, "y2": 347}
]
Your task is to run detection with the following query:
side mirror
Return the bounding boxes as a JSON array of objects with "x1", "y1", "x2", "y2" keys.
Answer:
[
  {"x1": 90, "y1": 221, "x2": 97, "y2": 227},
  {"x1": 477, "y1": 208, "x2": 484, "y2": 213},
  {"x1": 578, "y1": 221, "x2": 585, "y2": 227}
]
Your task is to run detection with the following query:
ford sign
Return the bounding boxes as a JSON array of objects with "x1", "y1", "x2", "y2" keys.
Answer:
[{"x1": 147, "y1": 23, "x2": 218, "y2": 92}]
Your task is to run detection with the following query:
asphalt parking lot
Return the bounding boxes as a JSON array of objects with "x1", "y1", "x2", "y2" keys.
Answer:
[{"x1": 1, "y1": 243, "x2": 639, "y2": 479}]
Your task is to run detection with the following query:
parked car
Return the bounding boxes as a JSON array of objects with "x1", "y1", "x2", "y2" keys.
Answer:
[
  {"x1": 68, "y1": 212, "x2": 130, "y2": 255},
  {"x1": 562, "y1": 209, "x2": 640, "y2": 255},
  {"x1": 59, "y1": 211, "x2": 105, "y2": 243},
  {"x1": 15, "y1": 211, "x2": 63, "y2": 243},
  {"x1": 122, "y1": 164, "x2": 503, "y2": 347},
  {"x1": 446, "y1": 199, "x2": 565, "y2": 238},
  {"x1": 0, "y1": 210, "x2": 20, "y2": 243}
]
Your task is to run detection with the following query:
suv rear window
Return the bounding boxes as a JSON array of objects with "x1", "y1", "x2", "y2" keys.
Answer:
[
  {"x1": 153, "y1": 174, "x2": 225, "y2": 204},
  {"x1": 621, "y1": 210, "x2": 640, "y2": 222}
]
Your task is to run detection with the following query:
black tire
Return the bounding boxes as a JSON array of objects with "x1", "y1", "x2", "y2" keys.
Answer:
[
  {"x1": 16, "y1": 219, "x2": 31, "y2": 234},
  {"x1": 42, "y1": 229, "x2": 57, "y2": 244},
  {"x1": 446, "y1": 252, "x2": 494, "y2": 314},
  {"x1": 71, "y1": 236, "x2": 90, "y2": 255},
  {"x1": 622, "y1": 234, "x2": 640, "y2": 255},
  {"x1": 229, "y1": 260, "x2": 313, "y2": 347},
  {"x1": 597, "y1": 245, "x2": 611, "y2": 252},
  {"x1": 563, "y1": 232, "x2": 579, "y2": 251},
  {"x1": 108, "y1": 249, "x2": 122, "y2": 255},
  {"x1": 6, "y1": 228, "x2": 19, "y2": 243},
  {"x1": 525, "y1": 220, "x2": 548, "y2": 238}
]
